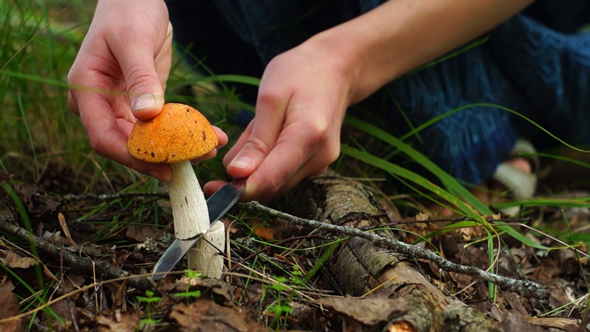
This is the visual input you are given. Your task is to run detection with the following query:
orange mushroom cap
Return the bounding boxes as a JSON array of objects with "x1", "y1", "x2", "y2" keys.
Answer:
[{"x1": 127, "y1": 103, "x2": 218, "y2": 163}]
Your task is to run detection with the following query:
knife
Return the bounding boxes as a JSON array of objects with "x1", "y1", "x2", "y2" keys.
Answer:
[{"x1": 152, "y1": 179, "x2": 246, "y2": 280}]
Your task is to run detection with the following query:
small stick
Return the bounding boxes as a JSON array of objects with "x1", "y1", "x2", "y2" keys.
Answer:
[
  {"x1": 63, "y1": 192, "x2": 167, "y2": 202},
  {"x1": 0, "y1": 217, "x2": 152, "y2": 290},
  {"x1": 241, "y1": 201, "x2": 548, "y2": 300},
  {"x1": 369, "y1": 216, "x2": 532, "y2": 228}
]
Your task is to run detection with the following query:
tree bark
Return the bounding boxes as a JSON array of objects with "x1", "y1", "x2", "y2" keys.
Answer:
[{"x1": 289, "y1": 172, "x2": 502, "y2": 332}]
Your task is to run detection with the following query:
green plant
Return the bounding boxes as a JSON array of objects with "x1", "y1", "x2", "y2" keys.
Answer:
[
  {"x1": 264, "y1": 276, "x2": 294, "y2": 330},
  {"x1": 136, "y1": 290, "x2": 162, "y2": 330},
  {"x1": 174, "y1": 270, "x2": 203, "y2": 303}
]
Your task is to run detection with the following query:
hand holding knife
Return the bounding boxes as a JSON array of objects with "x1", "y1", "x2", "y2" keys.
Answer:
[{"x1": 152, "y1": 179, "x2": 246, "y2": 280}]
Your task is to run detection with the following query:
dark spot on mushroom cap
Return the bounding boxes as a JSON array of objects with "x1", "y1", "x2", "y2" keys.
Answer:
[
  {"x1": 202, "y1": 131, "x2": 206, "y2": 141},
  {"x1": 185, "y1": 196, "x2": 188, "y2": 204},
  {"x1": 151, "y1": 152, "x2": 155, "y2": 158},
  {"x1": 186, "y1": 108, "x2": 190, "y2": 112}
]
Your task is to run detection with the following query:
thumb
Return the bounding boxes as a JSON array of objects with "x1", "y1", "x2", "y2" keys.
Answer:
[
  {"x1": 126, "y1": 62, "x2": 165, "y2": 120},
  {"x1": 113, "y1": 41, "x2": 166, "y2": 120}
]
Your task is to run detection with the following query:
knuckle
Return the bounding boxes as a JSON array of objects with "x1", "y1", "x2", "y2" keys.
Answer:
[
  {"x1": 256, "y1": 90, "x2": 282, "y2": 110},
  {"x1": 305, "y1": 117, "x2": 330, "y2": 142},
  {"x1": 243, "y1": 136, "x2": 272, "y2": 156},
  {"x1": 125, "y1": 64, "x2": 156, "y2": 92}
]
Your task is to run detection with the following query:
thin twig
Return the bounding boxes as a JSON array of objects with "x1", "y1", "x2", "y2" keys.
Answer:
[
  {"x1": 241, "y1": 201, "x2": 548, "y2": 300},
  {"x1": 63, "y1": 192, "x2": 167, "y2": 202},
  {"x1": 0, "y1": 217, "x2": 152, "y2": 290},
  {"x1": 363, "y1": 216, "x2": 532, "y2": 228}
]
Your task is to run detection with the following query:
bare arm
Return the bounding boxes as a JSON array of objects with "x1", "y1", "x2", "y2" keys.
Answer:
[
  {"x1": 320, "y1": 0, "x2": 535, "y2": 104},
  {"x1": 212, "y1": 0, "x2": 534, "y2": 201}
]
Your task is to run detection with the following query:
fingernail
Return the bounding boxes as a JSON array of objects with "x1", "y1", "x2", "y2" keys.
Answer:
[
  {"x1": 229, "y1": 156, "x2": 252, "y2": 169},
  {"x1": 132, "y1": 94, "x2": 156, "y2": 111}
]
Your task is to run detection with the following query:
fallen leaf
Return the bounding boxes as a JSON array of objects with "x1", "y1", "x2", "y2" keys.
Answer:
[
  {"x1": 415, "y1": 212, "x2": 429, "y2": 221},
  {"x1": 456, "y1": 225, "x2": 485, "y2": 241},
  {"x1": 522, "y1": 316, "x2": 579, "y2": 330},
  {"x1": 43, "y1": 231, "x2": 68, "y2": 247},
  {"x1": 126, "y1": 223, "x2": 166, "y2": 243},
  {"x1": 57, "y1": 212, "x2": 77, "y2": 246},
  {"x1": 0, "y1": 251, "x2": 36, "y2": 269},
  {"x1": 160, "y1": 276, "x2": 235, "y2": 304},
  {"x1": 316, "y1": 296, "x2": 408, "y2": 326},
  {"x1": 252, "y1": 220, "x2": 274, "y2": 240},
  {"x1": 45, "y1": 298, "x2": 75, "y2": 331},
  {"x1": 96, "y1": 310, "x2": 139, "y2": 332},
  {"x1": 0, "y1": 292, "x2": 24, "y2": 332},
  {"x1": 14, "y1": 183, "x2": 62, "y2": 218},
  {"x1": 170, "y1": 299, "x2": 266, "y2": 332},
  {"x1": 0, "y1": 276, "x2": 15, "y2": 293}
]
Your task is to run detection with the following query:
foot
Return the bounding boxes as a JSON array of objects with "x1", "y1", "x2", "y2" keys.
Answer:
[{"x1": 431, "y1": 157, "x2": 532, "y2": 217}]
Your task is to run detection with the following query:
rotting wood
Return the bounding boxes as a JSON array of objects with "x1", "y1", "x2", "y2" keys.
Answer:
[{"x1": 286, "y1": 171, "x2": 506, "y2": 332}]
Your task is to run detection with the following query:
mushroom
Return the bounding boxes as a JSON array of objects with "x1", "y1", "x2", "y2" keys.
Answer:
[{"x1": 127, "y1": 103, "x2": 225, "y2": 277}]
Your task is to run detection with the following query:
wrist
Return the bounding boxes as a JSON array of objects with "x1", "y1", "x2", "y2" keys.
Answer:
[{"x1": 304, "y1": 8, "x2": 406, "y2": 106}]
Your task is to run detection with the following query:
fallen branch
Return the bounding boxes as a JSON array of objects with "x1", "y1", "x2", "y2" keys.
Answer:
[
  {"x1": 63, "y1": 192, "x2": 167, "y2": 202},
  {"x1": 363, "y1": 216, "x2": 532, "y2": 228},
  {"x1": 241, "y1": 201, "x2": 548, "y2": 300},
  {"x1": 0, "y1": 217, "x2": 152, "y2": 290}
]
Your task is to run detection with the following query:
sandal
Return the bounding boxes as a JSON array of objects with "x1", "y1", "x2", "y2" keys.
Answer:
[{"x1": 491, "y1": 138, "x2": 539, "y2": 216}]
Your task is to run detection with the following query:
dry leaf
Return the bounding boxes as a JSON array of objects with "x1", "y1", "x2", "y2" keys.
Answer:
[
  {"x1": 252, "y1": 220, "x2": 274, "y2": 240},
  {"x1": 96, "y1": 311, "x2": 139, "y2": 332},
  {"x1": 170, "y1": 300, "x2": 266, "y2": 332},
  {"x1": 316, "y1": 296, "x2": 408, "y2": 326},
  {"x1": 0, "y1": 251, "x2": 36, "y2": 269},
  {"x1": 522, "y1": 316, "x2": 579, "y2": 330},
  {"x1": 0, "y1": 276, "x2": 15, "y2": 293},
  {"x1": 0, "y1": 292, "x2": 24, "y2": 332},
  {"x1": 46, "y1": 298, "x2": 75, "y2": 331},
  {"x1": 58, "y1": 212, "x2": 77, "y2": 246},
  {"x1": 126, "y1": 223, "x2": 166, "y2": 243},
  {"x1": 415, "y1": 212, "x2": 429, "y2": 221},
  {"x1": 457, "y1": 225, "x2": 485, "y2": 241}
]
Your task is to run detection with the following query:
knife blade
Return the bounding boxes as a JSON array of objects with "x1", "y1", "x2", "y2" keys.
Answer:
[{"x1": 152, "y1": 179, "x2": 246, "y2": 280}]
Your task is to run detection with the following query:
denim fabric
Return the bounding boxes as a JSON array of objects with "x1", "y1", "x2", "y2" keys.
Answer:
[{"x1": 169, "y1": 0, "x2": 590, "y2": 185}]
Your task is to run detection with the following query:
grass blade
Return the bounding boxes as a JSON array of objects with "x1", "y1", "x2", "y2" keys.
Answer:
[
  {"x1": 340, "y1": 145, "x2": 550, "y2": 250},
  {"x1": 344, "y1": 116, "x2": 491, "y2": 214}
]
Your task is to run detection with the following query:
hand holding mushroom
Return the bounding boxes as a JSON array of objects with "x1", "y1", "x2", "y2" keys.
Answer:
[{"x1": 127, "y1": 103, "x2": 226, "y2": 278}]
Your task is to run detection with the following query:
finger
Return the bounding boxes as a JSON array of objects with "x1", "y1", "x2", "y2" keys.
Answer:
[
  {"x1": 153, "y1": 22, "x2": 174, "y2": 91},
  {"x1": 109, "y1": 23, "x2": 170, "y2": 120},
  {"x1": 240, "y1": 120, "x2": 340, "y2": 202},
  {"x1": 213, "y1": 126, "x2": 229, "y2": 148},
  {"x1": 222, "y1": 120, "x2": 254, "y2": 166},
  {"x1": 77, "y1": 89, "x2": 172, "y2": 181},
  {"x1": 223, "y1": 92, "x2": 290, "y2": 179}
]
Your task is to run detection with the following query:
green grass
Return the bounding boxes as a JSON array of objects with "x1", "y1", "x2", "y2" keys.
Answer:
[{"x1": 3, "y1": 0, "x2": 590, "y2": 329}]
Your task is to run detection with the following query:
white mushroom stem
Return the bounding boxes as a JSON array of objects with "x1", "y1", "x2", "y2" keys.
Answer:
[
  {"x1": 168, "y1": 161, "x2": 209, "y2": 240},
  {"x1": 168, "y1": 161, "x2": 225, "y2": 278},
  {"x1": 187, "y1": 221, "x2": 225, "y2": 278}
]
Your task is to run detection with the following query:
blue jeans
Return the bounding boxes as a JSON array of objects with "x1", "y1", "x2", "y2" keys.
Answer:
[{"x1": 169, "y1": 0, "x2": 590, "y2": 185}]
